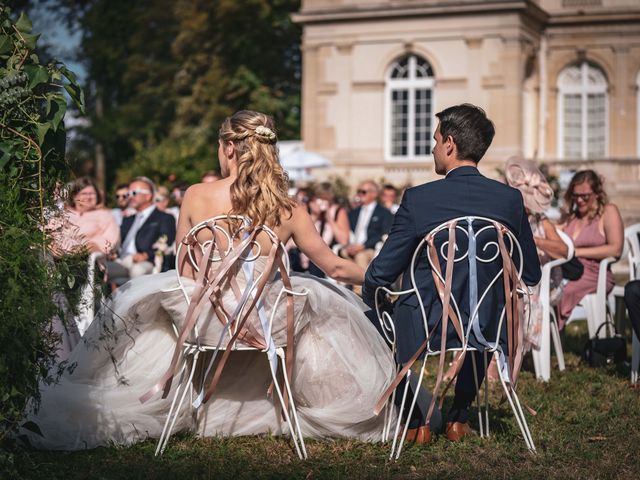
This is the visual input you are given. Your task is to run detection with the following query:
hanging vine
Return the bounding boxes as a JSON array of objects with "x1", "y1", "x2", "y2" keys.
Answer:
[{"x1": 0, "y1": 5, "x2": 85, "y2": 444}]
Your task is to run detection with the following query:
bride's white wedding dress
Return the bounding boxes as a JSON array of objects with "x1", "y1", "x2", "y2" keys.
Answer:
[{"x1": 22, "y1": 257, "x2": 395, "y2": 450}]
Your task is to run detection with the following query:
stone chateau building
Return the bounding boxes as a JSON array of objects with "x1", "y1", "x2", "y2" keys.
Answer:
[{"x1": 293, "y1": 0, "x2": 640, "y2": 224}]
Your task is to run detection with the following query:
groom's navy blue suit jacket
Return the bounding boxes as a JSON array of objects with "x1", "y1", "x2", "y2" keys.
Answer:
[{"x1": 363, "y1": 166, "x2": 541, "y2": 363}]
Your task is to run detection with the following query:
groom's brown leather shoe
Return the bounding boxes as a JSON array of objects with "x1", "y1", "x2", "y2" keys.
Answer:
[
  {"x1": 405, "y1": 425, "x2": 432, "y2": 444},
  {"x1": 445, "y1": 421, "x2": 474, "y2": 441}
]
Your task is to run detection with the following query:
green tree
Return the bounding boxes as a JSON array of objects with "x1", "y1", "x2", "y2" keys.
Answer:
[
  {"x1": 53, "y1": 0, "x2": 301, "y2": 190},
  {"x1": 0, "y1": 4, "x2": 85, "y2": 446}
]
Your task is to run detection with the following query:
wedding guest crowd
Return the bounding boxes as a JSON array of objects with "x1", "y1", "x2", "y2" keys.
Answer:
[{"x1": 53, "y1": 164, "x2": 637, "y2": 371}]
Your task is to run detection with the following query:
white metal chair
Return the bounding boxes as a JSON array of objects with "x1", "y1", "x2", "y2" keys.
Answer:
[
  {"x1": 374, "y1": 216, "x2": 535, "y2": 459},
  {"x1": 532, "y1": 230, "x2": 574, "y2": 381},
  {"x1": 624, "y1": 223, "x2": 640, "y2": 385},
  {"x1": 141, "y1": 215, "x2": 309, "y2": 458},
  {"x1": 565, "y1": 241, "x2": 628, "y2": 340}
]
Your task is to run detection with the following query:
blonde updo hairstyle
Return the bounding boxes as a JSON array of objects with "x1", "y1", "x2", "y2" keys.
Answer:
[{"x1": 219, "y1": 110, "x2": 296, "y2": 228}]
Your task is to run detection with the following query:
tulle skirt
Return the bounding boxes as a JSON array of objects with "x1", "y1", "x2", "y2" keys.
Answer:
[{"x1": 22, "y1": 269, "x2": 396, "y2": 450}]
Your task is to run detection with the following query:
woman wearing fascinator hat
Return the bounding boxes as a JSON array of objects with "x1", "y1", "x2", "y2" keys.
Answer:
[{"x1": 505, "y1": 157, "x2": 569, "y2": 350}]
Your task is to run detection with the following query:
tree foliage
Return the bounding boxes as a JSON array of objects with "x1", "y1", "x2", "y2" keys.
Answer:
[
  {"x1": 55, "y1": 0, "x2": 301, "y2": 188},
  {"x1": 0, "y1": 4, "x2": 85, "y2": 445}
]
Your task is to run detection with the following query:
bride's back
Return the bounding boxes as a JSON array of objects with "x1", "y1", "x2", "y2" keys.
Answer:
[
  {"x1": 179, "y1": 179, "x2": 296, "y2": 256},
  {"x1": 175, "y1": 110, "x2": 362, "y2": 286},
  {"x1": 175, "y1": 111, "x2": 298, "y2": 278}
]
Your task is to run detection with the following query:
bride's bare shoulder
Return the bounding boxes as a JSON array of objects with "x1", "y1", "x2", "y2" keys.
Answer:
[
  {"x1": 182, "y1": 180, "x2": 233, "y2": 217},
  {"x1": 184, "y1": 180, "x2": 230, "y2": 202}
]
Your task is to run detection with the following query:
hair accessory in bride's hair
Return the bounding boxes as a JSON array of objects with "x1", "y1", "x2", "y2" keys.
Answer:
[{"x1": 254, "y1": 125, "x2": 277, "y2": 144}]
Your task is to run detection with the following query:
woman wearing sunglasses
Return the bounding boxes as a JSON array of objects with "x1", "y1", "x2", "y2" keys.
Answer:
[{"x1": 557, "y1": 170, "x2": 624, "y2": 328}]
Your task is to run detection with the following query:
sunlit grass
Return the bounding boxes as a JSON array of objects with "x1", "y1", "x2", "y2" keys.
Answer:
[{"x1": 6, "y1": 321, "x2": 640, "y2": 479}]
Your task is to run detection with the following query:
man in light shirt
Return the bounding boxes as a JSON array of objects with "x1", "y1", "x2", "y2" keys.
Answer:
[
  {"x1": 107, "y1": 176, "x2": 176, "y2": 285},
  {"x1": 342, "y1": 181, "x2": 393, "y2": 274}
]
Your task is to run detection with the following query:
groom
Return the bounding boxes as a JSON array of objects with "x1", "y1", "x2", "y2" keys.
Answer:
[{"x1": 363, "y1": 104, "x2": 541, "y2": 442}]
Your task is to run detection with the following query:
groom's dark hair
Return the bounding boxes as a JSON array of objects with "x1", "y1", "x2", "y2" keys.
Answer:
[{"x1": 435, "y1": 104, "x2": 495, "y2": 163}]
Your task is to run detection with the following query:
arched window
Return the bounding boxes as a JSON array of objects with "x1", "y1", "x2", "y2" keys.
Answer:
[
  {"x1": 557, "y1": 62, "x2": 608, "y2": 159},
  {"x1": 385, "y1": 55, "x2": 435, "y2": 160}
]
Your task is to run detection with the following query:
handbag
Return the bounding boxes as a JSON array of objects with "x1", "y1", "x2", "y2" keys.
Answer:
[
  {"x1": 582, "y1": 321, "x2": 627, "y2": 367},
  {"x1": 561, "y1": 256, "x2": 584, "y2": 281}
]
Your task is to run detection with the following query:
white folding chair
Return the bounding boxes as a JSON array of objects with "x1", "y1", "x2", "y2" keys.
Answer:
[
  {"x1": 143, "y1": 215, "x2": 309, "y2": 458},
  {"x1": 567, "y1": 241, "x2": 627, "y2": 339},
  {"x1": 374, "y1": 216, "x2": 535, "y2": 459},
  {"x1": 532, "y1": 230, "x2": 574, "y2": 381},
  {"x1": 624, "y1": 223, "x2": 640, "y2": 385}
]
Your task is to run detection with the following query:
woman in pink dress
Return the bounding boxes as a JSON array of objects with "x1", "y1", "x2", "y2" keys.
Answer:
[
  {"x1": 49, "y1": 177, "x2": 120, "y2": 256},
  {"x1": 558, "y1": 170, "x2": 624, "y2": 329}
]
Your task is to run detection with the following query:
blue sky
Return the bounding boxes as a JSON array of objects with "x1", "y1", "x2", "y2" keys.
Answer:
[{"x1": 29, "y1": 5, "x2": 87, "y2": 83}]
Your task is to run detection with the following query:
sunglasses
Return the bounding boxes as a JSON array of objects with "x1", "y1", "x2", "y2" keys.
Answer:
[
  {"x1": 357, "y1": 189, "x2": 371, "y2": 195},
  {"x1": 170, "y1": 190, "x2": 186, "y2": 200},
  {"x1": 572, "y1": 192, "x2": 593, "y2": 201},
  {"x1": 129, "y1": 188, "x2": 151, "y2": 197},
  {"x1": 116, "y1": 193, "x2": 129, "y2": 200}
]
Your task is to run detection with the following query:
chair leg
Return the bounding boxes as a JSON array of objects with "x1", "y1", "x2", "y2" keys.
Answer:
[
  {"x1": 382, "y1": 368, "x2": 398, "y2": 443},
  {"x1": 494, "y1": 353, "x2": 536, "y2": 452},
  {"x1": 471, "y1": 353, "x2": 484, "y2": 438},
  {"x1": 156, "y1": 349, "x2": 199, "y2": 456},
  {"x1": 393, "y1": 357, "x2": 428, "y2": 460},
  {"x1": 483, "y1": 351, "x2": 490, "y2": 437},
  {"x1": 271, "y1": 348, "x2": 307, "y2": 460},
  {"x1": 550, "y1": 310, "x2": 565, "y2": 372},
  {"x1": 389, "y1": 370, "x2": 412, "y2": 460},
  {"x1": 278, "y1": 349, "x2": 307, "y2": 459}
]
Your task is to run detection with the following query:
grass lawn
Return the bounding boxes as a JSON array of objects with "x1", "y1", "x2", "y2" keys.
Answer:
[{"x1": 3, "y1": 322, "x2": 640, "y2": 479}]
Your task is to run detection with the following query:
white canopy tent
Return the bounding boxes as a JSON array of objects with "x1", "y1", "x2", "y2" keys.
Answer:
[{"x1": 278, "y1": 141, "x2": 332, "y2": 182}]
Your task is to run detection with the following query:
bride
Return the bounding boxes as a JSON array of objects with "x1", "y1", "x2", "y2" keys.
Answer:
[{"x1": 22, "y1": 110, "x2": 395, "y2": 450}]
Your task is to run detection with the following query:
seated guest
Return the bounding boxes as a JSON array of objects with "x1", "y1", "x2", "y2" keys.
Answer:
[
  {"x1": 303, "y1": 182, "x2": 351, "y2": 278},
  {"x1": 341, "y1": 180, "x2": 393, "y2": 271},
  {"x1": 49, "y1": 176, "x2": 120, "y2": 256},
  {"x1": 558, "y1": 170, "x2": 624, "y2": 329},
  {"x1": 107, "y1": 177, "x2": 176, "y2": 285},
  {"x1": 110, "y1": 183, "x2": 134, "y2": 226},
  {"x1": 380, "y1": 183, "x2": 400, "y2": 214},
  {"x1": 505, "y1": 157, "x2": 568, "y2": 350}
]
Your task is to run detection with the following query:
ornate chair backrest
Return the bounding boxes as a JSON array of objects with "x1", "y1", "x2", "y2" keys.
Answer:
[
  {"x1": 373, "y1": 216, "x2": 528, "y2": 425},
  {"x1": 174, "y1": 215, "x2": 289, "y2": 341},
  {"x1": 420, "y1": 217, "x2": 525, "y2": 354},
  {"x1": 141, "y1": 214, "x2": 296, "y2": 406},
  {"x1": 375, "y1": 216, "x2": 526, "y2": 360}
]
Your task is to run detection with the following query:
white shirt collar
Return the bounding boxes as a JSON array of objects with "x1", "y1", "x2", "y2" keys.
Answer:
[{"x1": 137, "y1": 204, "x2": 156, "y2": 221}]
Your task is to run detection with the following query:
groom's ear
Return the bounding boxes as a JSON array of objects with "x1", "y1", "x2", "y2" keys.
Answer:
[{"x1": 445, "y1": 135, "x2": 455, "y2": 156}]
